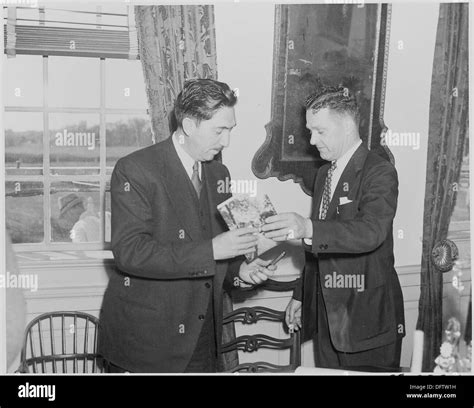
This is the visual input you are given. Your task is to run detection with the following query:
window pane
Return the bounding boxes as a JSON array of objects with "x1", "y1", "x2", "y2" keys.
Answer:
[
  {"x1": 106, "y1": 114, "x2": 152, "y2": 173},
  {"x1": 48, "y1": 57, "x2": 100, "y2": 108},
  {"x1": 5, "y1": 112, "x2": 43, "y2": 176},
  {"x1": 5, "y1": 55, "x2": 43, "y2": 106},
  {"x1": 105, "y1": 59, "x2": 148, "y2": 109},
  {"x1": 49, "y1": 113, "x2": 100, "y2": 175},
  {"x1": 50, "y1": 181, "x2": 101, "y2": 243},
  {"x1": 6, "y1": 181, "x2": 44, "y2": 244}
]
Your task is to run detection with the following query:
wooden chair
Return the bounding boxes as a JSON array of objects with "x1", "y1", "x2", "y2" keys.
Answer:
[
  {"x1": 17, "y1": 311, "x2": 103, "y2": 373},
  {"x1": 222, "y1": 278, "x2": 301, "y2": 373}
]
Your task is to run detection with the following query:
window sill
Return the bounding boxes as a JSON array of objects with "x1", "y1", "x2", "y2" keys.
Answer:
[{"x1": 13, "y1": 249, "x2": 115, "y2": 270}]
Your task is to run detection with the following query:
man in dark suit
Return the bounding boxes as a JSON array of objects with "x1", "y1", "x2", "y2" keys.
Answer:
[
  {"x1": 262, "y1": 86, "x2": 405, "y2": 371},
  {"x1": 99, "y1": 79, "x2": 275, "y2": 373}
]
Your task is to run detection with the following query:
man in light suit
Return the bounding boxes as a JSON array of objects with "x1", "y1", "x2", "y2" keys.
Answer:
[
  {"x1": 262, "y1": 86, "x2": 405, "y2": 371},
  {"x1": 99, "y1": 79, "x2": 275, "y2": 373}
]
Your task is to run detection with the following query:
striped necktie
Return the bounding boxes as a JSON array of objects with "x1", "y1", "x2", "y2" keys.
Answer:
[
  {"x1": 320, "y1": 161, "x2": 337, "y2": 220},
  {"x1": 191, "y1": 161, "x2": 202, "y2": 198}
]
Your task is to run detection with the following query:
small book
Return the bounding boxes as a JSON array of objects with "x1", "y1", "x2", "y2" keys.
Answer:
[{"x1": 217, "y1": 193, "x2": 278, "y2": 262}]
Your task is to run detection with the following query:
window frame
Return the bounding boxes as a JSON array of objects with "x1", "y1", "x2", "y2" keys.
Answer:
[{"x1": 5, "y1": 55, "x2": 148, "y2": 251}]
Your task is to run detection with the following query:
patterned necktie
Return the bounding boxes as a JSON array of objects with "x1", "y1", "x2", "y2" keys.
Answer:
[
  {"x1": 191, "y1": 161, "x2": 202, "y2": 198},
  {"x1": 320, "y1": 161, "x2": 337, "y2": 220}
]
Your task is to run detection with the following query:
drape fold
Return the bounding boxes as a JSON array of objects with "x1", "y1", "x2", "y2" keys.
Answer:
[
  {"x1": 416, "y1": 3, "x2": 469, "y2": 372},
  {"x1": 135, "y1": 5, "x2": 217, "y2": 142}
]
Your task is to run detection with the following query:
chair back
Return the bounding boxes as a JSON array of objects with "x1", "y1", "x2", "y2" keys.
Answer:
[
  {"x1": 18, "y1": 311, "x2": 103, "y2": 373},
  {"x1": 222, "y1": 279, "x2": 301, "y2": 373}
]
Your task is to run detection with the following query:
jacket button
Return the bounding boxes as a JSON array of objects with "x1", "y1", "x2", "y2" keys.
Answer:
[
  {"x1": 203, "y1": 270, "x2": 208, "y2": 274},
  {"x1": 198, "y1": 315, "x2": 205, "y2": 320},
  {"x1": 205, "y1": 282, "x2": 211, "y2": 288}
]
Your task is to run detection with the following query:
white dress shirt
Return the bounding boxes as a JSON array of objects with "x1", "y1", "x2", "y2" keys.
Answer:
[
  {"x1": 304, "y1": 139, "x2": 362, "y2": 244},
  {"x1": 172, "y1": 132, "x2": 201, "y2": 180}
]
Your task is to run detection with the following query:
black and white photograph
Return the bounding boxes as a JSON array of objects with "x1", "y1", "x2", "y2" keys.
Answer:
[{"x1": 0, "y1": 0, "x2": 472, "y2": 400}]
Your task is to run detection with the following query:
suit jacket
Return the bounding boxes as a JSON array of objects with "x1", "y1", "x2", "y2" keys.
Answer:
[
  {"x1": 294, "y1": 144, "x2": 405, "y2": 352},
  {"x1": 98, "y1": 137, "x2": 240, "y2": 372}
]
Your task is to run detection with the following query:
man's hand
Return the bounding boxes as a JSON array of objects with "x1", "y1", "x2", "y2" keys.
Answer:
[
  {"x1": 285, "y1": 298, "x2": 302, "y2": 332},
  {"x1": 239, "y1": 258, "x2": 277, "y2": 285},
  {"x1": 212, "y1": 227, "x2": 258, "y2": 260},
  {"x1": 261, "y1": 213, "x2": 312, "y2": 241}
]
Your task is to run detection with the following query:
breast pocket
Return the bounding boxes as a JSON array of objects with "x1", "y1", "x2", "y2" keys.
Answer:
[{"x1": 336, "y1": 199, "x2": 359, "y2": 220}]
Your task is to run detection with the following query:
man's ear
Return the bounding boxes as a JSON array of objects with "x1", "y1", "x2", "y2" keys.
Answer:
[
  {"x1": 182, "y1": 117, "x2": 197, "y2": 136},
  {"x1": 342, "y1": 114, "x2": 356, "y2": 136}
]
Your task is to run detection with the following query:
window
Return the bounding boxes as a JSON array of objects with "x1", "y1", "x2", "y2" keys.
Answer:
[{"x1": 4, "y1": 6, "x2": 152, "y2": 250}]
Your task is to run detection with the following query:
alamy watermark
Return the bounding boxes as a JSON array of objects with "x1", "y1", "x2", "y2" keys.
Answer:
[
  {"x1": 18, "y1": 383, "x2": 55, "y2": 402},
  {"x1": 324, "y1": 271, "x2": 365, "y2": 292},
  {"x1": 55, "y1": 129, "x2": 96, "y2": 151},
  {"x1": 381, "y1": 129, "x2": 421, "y2": 150},
  {"x1": 217, "y1": 176, "x2": 257, "y2": 197},
  {"x1": 1, "y1": 272, "x2": 38, "y2": 292}
]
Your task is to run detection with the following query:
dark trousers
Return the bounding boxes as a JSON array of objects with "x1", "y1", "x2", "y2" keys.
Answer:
[
  {"x1": 184, "y1": 284, "x2": 217, "y2": 373},
  {"x1": 103, "y1": 284, "x2": 217, "y2": 374},
  {"x1": 314, "y1": 276, "x2": 402, "y2": 372},
  {"x1": 102, "y1": 359, "x2": 130, "y2": 373}
]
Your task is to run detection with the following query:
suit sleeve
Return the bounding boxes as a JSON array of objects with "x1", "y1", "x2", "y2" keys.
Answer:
[
  {"x1": 111, "y1": 158, "x2": 217, "y2": 280},
  {"x1": 309, "y1": 161, "x2": 398, "y2": 255},
  {"x1": 223, "y1": 255, "x2": 246, "y2": 293}
]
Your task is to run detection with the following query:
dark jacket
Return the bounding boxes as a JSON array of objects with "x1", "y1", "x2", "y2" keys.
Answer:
[
  {"x1": 294, "y1": 144, "x2": 405, "y2": 352},
  {"x1": 98, "y1": 137, "x2": 239, "y2": 372}
]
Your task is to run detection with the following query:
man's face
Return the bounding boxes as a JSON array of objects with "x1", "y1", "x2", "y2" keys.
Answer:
[
  {"x1": 306, "y1": 108, "x2": 347, "y2": 161},
  {"x1": 185, "y1": 106, "x2": 237, "y2": 161}
]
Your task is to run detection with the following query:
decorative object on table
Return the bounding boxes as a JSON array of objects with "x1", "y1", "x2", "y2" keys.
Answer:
[
  {"x1": 433, "y1": 317, "x2": 471, "y2": 373},
  {"x1": 431, "y1": 239, "x2": 459, "y2": 272},
  {"x1": 217, "y1": 194, "x2": 278, "y2": 262}
]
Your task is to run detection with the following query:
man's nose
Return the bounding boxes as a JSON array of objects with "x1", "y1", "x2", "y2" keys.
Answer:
[
  {"x1": 220, "y1": 131, "x2": 230, "y2": 148},
  {"x1": 310, "y1": 132, "x2": 319, "y2": 145}
]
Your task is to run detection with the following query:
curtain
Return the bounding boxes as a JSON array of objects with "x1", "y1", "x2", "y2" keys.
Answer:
[
  {"x1": 134, "y1": 5, "x2": 239, "y2": 371},
  {"x1": 416, "y1": 3, "x2": 469, "y2": 372},
  {"x1": 135, "y1": 5, "x2": 217, "y2": 142}
]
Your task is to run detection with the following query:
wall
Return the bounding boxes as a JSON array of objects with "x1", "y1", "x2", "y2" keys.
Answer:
[{"x1": 384, "y1": 2, "x2": 439, "y2": 367}]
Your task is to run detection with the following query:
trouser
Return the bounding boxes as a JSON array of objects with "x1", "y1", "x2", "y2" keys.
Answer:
[
  {"x1": 184, "y1": 285, "x2": 217, "y2": 373},
  {"x1": 103, "y1": 284, "x2": 217, "y2": 373},
  {"x1": 314, "y1": 275, "x2": 402, "y2": 372}
]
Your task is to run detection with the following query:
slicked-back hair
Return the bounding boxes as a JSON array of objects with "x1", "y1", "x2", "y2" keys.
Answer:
[
  {"x1": 305, "y1": 85, "x2": 360, "y2": 127},
  {"x1": 174, "y1": 79, "x2": 237, "y2": 127}
]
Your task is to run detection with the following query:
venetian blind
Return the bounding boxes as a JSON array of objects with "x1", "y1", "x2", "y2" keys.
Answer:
[{"x1": 3, "y1": 5, "x2": 138, "y2": 59}]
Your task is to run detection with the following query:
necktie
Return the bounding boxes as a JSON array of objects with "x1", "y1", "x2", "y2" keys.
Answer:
[
  {"x1": 320, "y1": 161, "x2": 337, "y2": 220},
  {"x1": 191, "y1": 161, "x2": 202, "y2": 198}
]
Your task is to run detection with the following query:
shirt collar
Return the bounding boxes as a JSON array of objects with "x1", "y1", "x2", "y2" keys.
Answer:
[
  {"x1": 334, "y1": 139, "x2": 362, "y2": 172},
  {"x1": 172, "y1": 132, "x2": 201, "y2": 179}
]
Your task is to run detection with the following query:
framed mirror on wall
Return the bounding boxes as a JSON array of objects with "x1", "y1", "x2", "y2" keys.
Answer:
[{"x1": 252, "y1": 3, "x2": 392, "y2": 195}]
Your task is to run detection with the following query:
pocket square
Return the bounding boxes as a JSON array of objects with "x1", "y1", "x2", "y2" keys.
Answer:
[{"x1": 339, "y1": 197, "x2": 353, "y2": 205}]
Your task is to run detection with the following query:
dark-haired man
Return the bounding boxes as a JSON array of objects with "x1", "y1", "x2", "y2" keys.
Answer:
[
  {"x1": 99, "y1": 79, "x2": 275, "y2": 373},
  {"x1": 262, "y1": 86, "x2": 405, "y2": 371}
]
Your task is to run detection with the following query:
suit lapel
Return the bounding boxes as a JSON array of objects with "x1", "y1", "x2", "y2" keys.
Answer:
[
  {"x1": 325, "y1": 144, "x2": 368, "y2": 220},
  {"x1": 160, "y1": 138, "x2": 202, "y2": 241}
]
